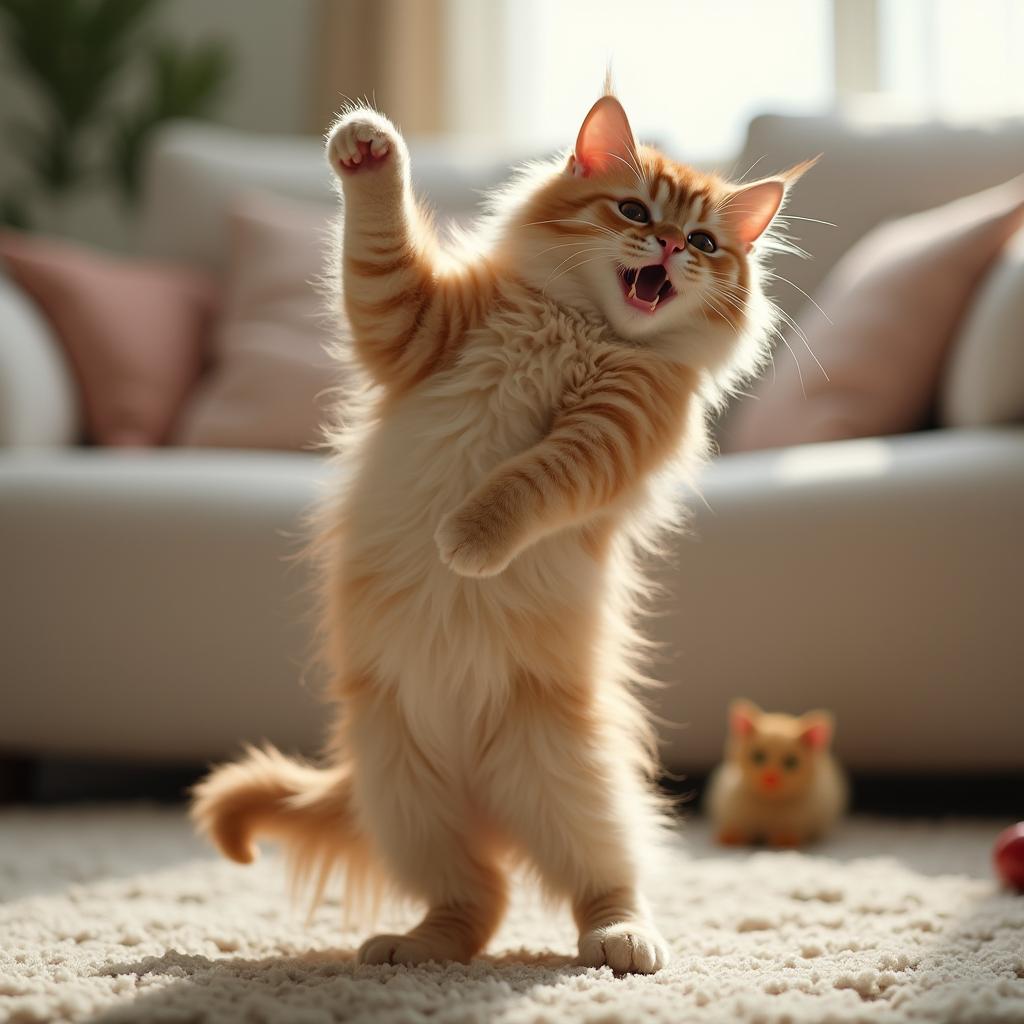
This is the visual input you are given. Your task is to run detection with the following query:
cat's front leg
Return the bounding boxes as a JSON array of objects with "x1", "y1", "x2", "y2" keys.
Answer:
[
  {"x1": 435, "y1": 476, "x2": 537, "y2": 578},
  {"x1": 326, "y1": 109, "x2": 459, "y2": 393},
  {"x1": 437, "y1": 355, "x2": 699, "y2": 578}
]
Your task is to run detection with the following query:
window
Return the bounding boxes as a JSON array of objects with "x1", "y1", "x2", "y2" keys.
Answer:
[
  {"x1": 448, "y1": 0, "x2": 834, "y2": 159},
  {"x1": 878, "y1": 0, "x2": 1024, "y2": 120},
  {"x1": 444, "y1": 0, "x2": 1024, "y2": 158}
]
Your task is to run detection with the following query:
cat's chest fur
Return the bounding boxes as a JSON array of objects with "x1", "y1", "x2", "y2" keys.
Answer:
[
  {"x1": 339, "y1": 300, "x2": 625, "y2": 702},
  {"x1": 348, "y1": 299, "x2": 624, "y2": 535}
]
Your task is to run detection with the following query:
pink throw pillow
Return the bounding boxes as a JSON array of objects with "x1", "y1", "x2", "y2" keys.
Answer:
[
  {"x1": 725, "y1": 177, "x2": 1024, "y2": 452},
  {"x1": 0, "y1": 230, "x2": 217, "y2": 446},
  {"x1": 173, "y1": 192, "x2": 342, "y2": 451}
]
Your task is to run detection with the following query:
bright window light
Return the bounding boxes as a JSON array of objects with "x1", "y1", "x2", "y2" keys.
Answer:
[
  {"x1": 879, "y1": 0, "x2": 1024, "y2": 120},
  {"x1": 472, "y1": 0, "x2": 835, "y2": 160}
]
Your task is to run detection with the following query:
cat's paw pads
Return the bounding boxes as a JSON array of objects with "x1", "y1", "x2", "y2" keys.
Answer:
[
  {"x1": 327, "y1": 112, "x2": 400, "y2": 175},
  {"x1": 357, "y1": 932, "x2": 452, "y2": 966},
  {"x1": 435, "y1": 505, "x2": 514, "y2": 578},
  {"x1": 578, "y1": 922, "x2": 670, "y2": 975}
]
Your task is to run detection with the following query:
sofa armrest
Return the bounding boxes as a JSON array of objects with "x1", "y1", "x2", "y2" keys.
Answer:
[
  {"x1": 650, "y1": 427, "x2": 1024, "y2": 773},
  {"x1": 0, "y1": 273, "x2": 81, "y2": 448}
]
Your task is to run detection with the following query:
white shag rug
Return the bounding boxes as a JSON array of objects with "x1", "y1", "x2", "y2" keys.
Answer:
[{"x1": 1, "y1": 807, "x2": 1023, "y2": 1024}]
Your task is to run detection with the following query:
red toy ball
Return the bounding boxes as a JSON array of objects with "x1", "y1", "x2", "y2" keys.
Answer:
[{"x1": 993, "y1": 823, "x2": 1024, "y2": 891}]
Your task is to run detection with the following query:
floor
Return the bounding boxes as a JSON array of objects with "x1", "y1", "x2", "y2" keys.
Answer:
[{"x1": 1, "y1": 805, "x2": 1022, "y2": 1023}]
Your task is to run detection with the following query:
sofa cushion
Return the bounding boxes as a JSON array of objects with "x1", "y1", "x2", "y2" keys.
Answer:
[
  {"x1": 940, "y1": 229, "x2": 1024, "y2": 428},
  {"x1": 140, "y1": 121, "x2": 520, "y2": 271},
  {"x1": 724, "y1": 177, "x2": 1024, "y2": 452},
  {"x1": 734, "y1": 114, "x2": 1024, "y2": 326},
  {"x1": 0, "y1": 230, "x2": 217, "y2": 446},
  {"x1": 173, "y1": 192, "x2": 342, "y2": 452}
]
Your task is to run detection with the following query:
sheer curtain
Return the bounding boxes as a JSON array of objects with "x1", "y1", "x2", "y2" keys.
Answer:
[
  {"x1": 878, "y1": 0, "x2": 1024, "y2": 120},
  {"x1": 314, "y1": 0, "x2": 1024, "y2": 153},
  {"x1": 445, "y1": 0, "x2": 834, "y2": 159}
]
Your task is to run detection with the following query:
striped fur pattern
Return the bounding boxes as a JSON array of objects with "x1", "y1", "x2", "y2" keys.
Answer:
[{"x1": 192, "y1": 94, "x2": 810, "y2": 974}]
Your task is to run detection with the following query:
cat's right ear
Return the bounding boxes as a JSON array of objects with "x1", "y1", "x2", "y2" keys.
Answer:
[
  {"x1": 729, "y1": 699, "x2": 761, "y2": 737},
  {"x1": 570, "y1": 96, "x2": 637, "y2": 178}
]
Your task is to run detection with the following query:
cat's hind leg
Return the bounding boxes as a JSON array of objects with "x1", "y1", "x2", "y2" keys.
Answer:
[
  {"x1": 480, "y1": 679, "x2": 671, "y2": 974},
  {"x1": 348, "y1": 690, "x2": 508, "y2": 965}
]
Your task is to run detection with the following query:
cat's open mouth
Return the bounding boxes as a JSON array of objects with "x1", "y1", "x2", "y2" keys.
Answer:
[{"x1": 617, "y1": 264, "x2": 677, "y2": 313}]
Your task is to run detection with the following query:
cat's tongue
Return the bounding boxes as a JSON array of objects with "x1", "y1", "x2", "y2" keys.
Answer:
[{"x1": 634, "y1": 264, "x2": 667, "y2": 302}]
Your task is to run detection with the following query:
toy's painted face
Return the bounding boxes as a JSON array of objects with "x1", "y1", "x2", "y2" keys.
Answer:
[
  {"x1": 738, "y1": 733, "x2": 816, "y2": 800},
  {"x1": 728, "y1": 702, "x2": 833, "y2": 801}
]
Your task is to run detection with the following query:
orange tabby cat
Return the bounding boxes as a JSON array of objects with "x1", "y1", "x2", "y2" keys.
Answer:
[{"x1": 192, "y1": 91, "x2": 812, "y2": 974}]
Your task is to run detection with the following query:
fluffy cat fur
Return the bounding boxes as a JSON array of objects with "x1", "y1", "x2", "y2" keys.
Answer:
[
  {"x1": 192, "y1": 91, "x2": 812, "y2": 974},
  {"x1": 706, "y1": 699, "x2": 849, "y2": 847}
]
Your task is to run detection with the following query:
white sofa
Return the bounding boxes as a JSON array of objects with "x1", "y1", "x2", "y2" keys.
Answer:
[{"x1": 2, "y1": 116, "x2": 1022, "y2": 774}]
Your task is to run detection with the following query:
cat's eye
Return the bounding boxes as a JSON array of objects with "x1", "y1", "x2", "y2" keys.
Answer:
[
  {"x1": 618, "y1": 200, "x2": 650, "y2": 224},
  {"x1": 750, "y1": 749, "x2": 767, "y2": 766},
  {"x1": 687, "y1": 231, "x2": 717, "y2": 254},
  {"x1": 782, "y1": 754, "x2": 800, "y2": 772}
]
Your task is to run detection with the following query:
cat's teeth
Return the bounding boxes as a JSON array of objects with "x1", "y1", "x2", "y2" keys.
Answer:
[
  {"x1": 649, "y1": 294, "x2": 660, "y2": 312},
  {"x1": 628, "y1": 279, "x2": 637, "y2": 300}
]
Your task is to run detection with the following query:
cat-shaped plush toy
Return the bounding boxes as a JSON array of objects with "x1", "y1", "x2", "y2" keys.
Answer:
[{"x1": 706, "y1": 699, "x2": 848, "y2": 847}]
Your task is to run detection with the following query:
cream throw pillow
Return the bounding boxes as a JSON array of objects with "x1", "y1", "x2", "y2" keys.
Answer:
[
  {"x1": 175, "y1": 192, "x2": 342, "y2": 451},
  {"x1": 940, "y1": 229, "x2": 1024, "y2": 428},
  {"x1": 725, "y1": 177, "x2": 1024, "y2": 452}
]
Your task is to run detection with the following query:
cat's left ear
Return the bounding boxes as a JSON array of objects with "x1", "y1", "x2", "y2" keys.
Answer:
[
  {"x1": 799, "y1": 710, "x2": 834, "y2": 750},
  {"x1": 720, "y1": 156, "x2": 820, "y2": 250},
  {"x1": 571, "y1": 96, "x2": 638, "y2": 178}
]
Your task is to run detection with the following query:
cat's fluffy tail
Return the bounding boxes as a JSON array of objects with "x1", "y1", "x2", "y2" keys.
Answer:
[{"x1": 191, "y1": 745, "x2": 365, "y2": 898}]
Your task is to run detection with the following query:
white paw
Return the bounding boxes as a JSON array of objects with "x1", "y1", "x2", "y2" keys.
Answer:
[
  {"x1": 578, "y1": 921, "x2": 671, "y2": 975},
  {"x1": 326, "y1": 110, "x2": 402, "y2": 175},
  {"x1": 357, "y1": 932, "x2": 453, "y2": 966}
]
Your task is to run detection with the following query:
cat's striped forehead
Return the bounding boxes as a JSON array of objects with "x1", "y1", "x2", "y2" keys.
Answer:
[{"x1": 634, "y1": 147, "x2": 726, "y2": 223}]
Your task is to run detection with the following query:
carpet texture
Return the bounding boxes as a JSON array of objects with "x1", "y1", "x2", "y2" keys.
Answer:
[{"x1": 1, "y1": 807, "x2": 1023, "y2": 1023}]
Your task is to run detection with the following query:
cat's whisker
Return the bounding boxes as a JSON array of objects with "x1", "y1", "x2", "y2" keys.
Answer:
[
  {"x1": 699, "y1": 294, "x2": 744, "y2": 338},
  {"x1": 602, "y1": 150, "x2": 646, "y2": 192},
  {"x1": 541, "y1": 248, "x2": 620, "y2": 290},
  {"x1": 781, "y1": 215, "x2": 836, "y2": 227},
  {"x1": 710, "y1": 274, "x2": 829, "y2": 384},
  {"x1": 543, "y1": 252, "x2": 620, "y2": 293},
  {"x1": 522, "y1": 218, "x2": 624, "y2": 243},
  {"x1": 779, "y1": 333, "x2": 808, "y2": 399},
  {"x1": 530, "y1": 239, "x2": 620, "y2": 261},
  {"x1": 733, "y1": 154, "x2": 766, "y2": 186},
  {"x1": 762, "y1": 271, "x2": 833, "y2": 326}
]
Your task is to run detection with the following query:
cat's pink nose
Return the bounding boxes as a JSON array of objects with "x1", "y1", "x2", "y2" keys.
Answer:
[
  {"x1": 760, "y1": 770, "x2": 781, "y2": 791},
  {"x1": 657, "y1": 235, "x2": 684, "y2": 258}
]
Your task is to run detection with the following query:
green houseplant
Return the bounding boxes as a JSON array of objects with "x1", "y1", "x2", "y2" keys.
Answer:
[{"x1": 0, "y1": 0, "x2": 231, "y2": 228}]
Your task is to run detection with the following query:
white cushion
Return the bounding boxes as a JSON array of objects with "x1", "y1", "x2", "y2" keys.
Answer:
[
  {"x1": 140, "y1": 121, "x2": 523, "y2": 271},
  {"x1": 940, "y1": 230, "x2": 1024, "y2": 428},
  {"x1": 173, "y1": 192, "x2": 341, "y2": 451},
  {"x1": 0, "y1": 272, "x2": 80, "y2": 447}
]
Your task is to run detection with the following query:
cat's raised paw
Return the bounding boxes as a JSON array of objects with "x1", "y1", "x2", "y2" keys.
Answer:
[
  {"x1": 435, "y1": 505, "x2": 516, "y2": 578},
  {"x1": 357, "y1": 932, "x2": 454, "y2": 966},
  {"x1": 578, "y1": 921, "x2": 670, "y2": 975},
  {"x1": 327, "y1": 111, "x2": 402, "y2": 176}
]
